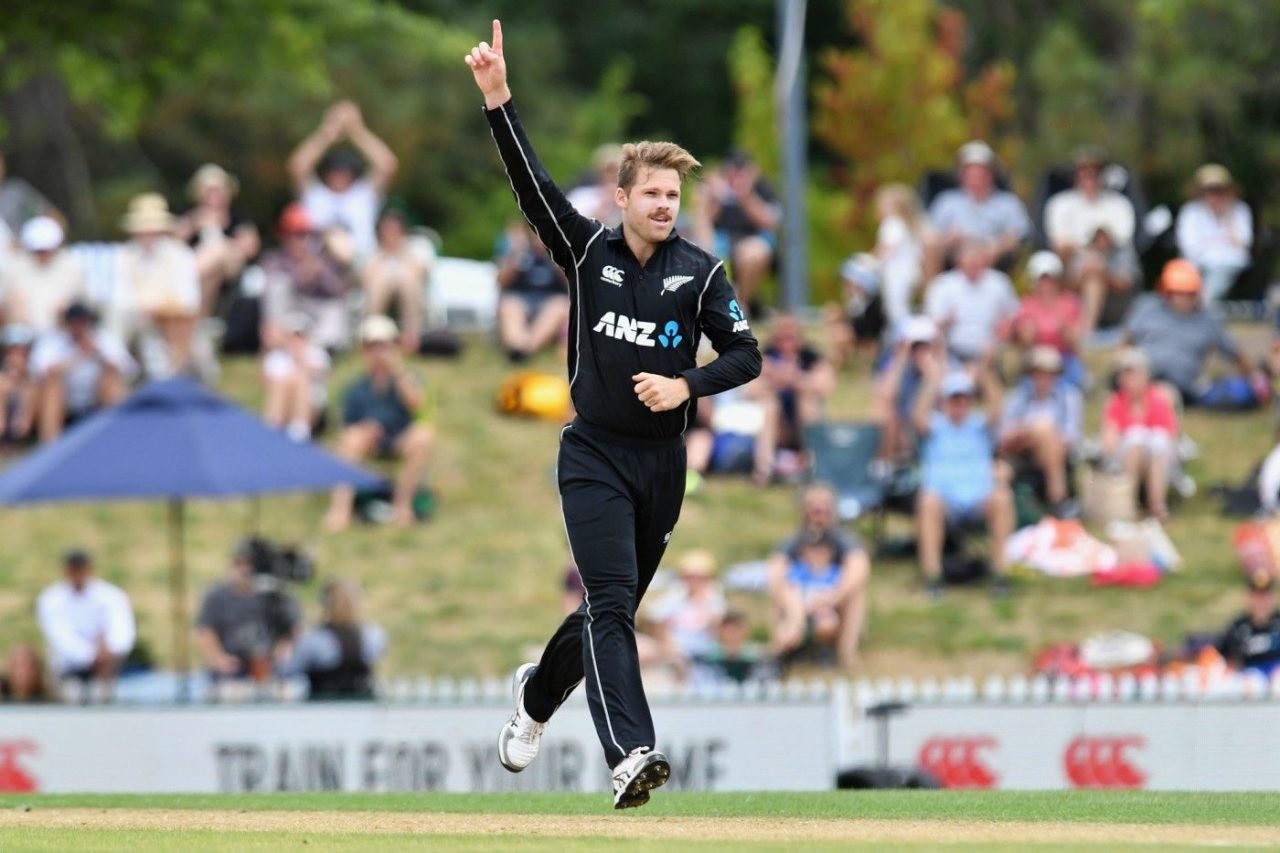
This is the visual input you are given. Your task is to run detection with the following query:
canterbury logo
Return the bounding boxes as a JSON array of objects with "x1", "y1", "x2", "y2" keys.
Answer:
[
  {"x1": 662, "y1": 274, "x2": 694, "y2": 294},
  {"x1": 918, "y1": 736, "x2": 999, "y2": 789},
  {"x1": 601, "y1": 265, "x2": 624, "y2": 286}
]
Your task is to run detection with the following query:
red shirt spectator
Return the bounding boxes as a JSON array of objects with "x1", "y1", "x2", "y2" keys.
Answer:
[
  {"x1": 1013, "y1": 251, "x2": 1083, "y2": 354},
  {"x1": 1103, "y1": 383, "x2": 1178, "y2": 435}
]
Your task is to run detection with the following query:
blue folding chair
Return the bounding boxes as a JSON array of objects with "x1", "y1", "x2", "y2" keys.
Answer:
[{"x1": 805, "y1": 422, "x2": 886, "y2": 525}]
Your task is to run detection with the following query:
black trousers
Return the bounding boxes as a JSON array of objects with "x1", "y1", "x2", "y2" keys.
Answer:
[{"x1": 522, "y1": 420, "x2": 686, "y2": 767}]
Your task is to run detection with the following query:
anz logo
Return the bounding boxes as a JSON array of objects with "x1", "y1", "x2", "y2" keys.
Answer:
[
  {"x1": 592, "y1": 313, "x2": 685, "y2": 349},
  {"x1": 729, "y1": 299, "x2": 751, "y2": 333}
]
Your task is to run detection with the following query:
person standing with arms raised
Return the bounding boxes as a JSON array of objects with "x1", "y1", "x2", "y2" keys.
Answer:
[{"x1": 465, "y1": 20, "x2": 762, "y2": 809}]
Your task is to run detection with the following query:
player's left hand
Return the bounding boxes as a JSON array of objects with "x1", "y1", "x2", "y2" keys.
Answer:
[{"x1": 632, "y1": 373, "x2": 690, "y2": 413}]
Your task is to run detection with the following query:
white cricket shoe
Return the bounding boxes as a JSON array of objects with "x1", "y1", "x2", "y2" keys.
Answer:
[
  {"x1": 497, "y1": 663, "x2": 545, "y2": 772},
  {"x1": 611, "y1": 746, "x2": 670, "y2": 810}
]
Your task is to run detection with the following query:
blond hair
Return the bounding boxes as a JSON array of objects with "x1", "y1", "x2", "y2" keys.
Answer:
[
  {"x1": 322, "y1": 578, "x2": 363, "y2": 627},
  {"x1": 874, "y1": 183, "x2": 925, "y2": 235},
  {"x1": 618, "y1": 141, "x2": 701, "y2": 192}
]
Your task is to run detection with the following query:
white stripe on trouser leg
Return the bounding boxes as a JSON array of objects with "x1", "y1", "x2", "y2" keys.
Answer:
[{"x1": 583, "y1": 588, "x2": 625, "y2": 760}]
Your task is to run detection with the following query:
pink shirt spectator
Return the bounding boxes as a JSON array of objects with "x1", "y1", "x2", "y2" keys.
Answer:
[
  {"x1": 1014, "y1": 292, "x2": 1082, "y2": 353},
  {"x1": 1103, "y1": 386, "x2": 1178, "y2": 436}
]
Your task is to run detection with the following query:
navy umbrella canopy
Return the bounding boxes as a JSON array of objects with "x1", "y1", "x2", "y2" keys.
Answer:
[{"x1": 0, "y1": 378, "x2": 381, "y2": 690}]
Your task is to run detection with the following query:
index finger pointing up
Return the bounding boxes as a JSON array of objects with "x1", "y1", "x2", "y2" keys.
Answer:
[{"x1": 492, "y1": 19, "x2": 503, "y2": 52}]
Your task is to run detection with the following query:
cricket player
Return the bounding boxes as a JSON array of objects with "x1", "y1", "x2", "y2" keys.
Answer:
[{"x1": 466, "y1": 20, "x2": 762, "y2": 808}]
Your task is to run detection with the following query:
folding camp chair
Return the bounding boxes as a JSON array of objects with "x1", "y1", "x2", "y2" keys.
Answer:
[{"x1": 805, "y1": 422, "x2": 888, "y2": 538}]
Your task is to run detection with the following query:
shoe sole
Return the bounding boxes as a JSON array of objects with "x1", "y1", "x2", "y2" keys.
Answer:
[
  {"x1": 497, "y1": 663, "x2": 539, "y2": 774},
  {"x1": 614, "y1": 754, "x2": 670, "y2": 810}
]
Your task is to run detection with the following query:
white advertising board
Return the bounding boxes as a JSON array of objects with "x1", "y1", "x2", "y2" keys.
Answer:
[{"x1": 0, "y1": 698, "x2": 835, "y2": 794}]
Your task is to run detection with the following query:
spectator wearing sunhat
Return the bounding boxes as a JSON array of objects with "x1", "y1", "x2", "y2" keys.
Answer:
[
  {"x1": 1101, "y1": 347, "x2": 1179, "y2": 521},
  {"x1": 324, "y1": 315, "x2": 434, "y2": 531},
  {"x1": 925, "y1": 140, "x2": 1031, "y2": 277},
  {"x1": 913, "y1": 359, "x2": 1015, "y2": 599},
  {"x1": 175, "y1": 163, "x2": 260, "y2": 315},
  {"x1": 645, "y1": 549, "x2": 728, "y2": 664},
  {"x1": 259, "y1": 202, "x2": 354, "y2": 352},
  {"x1": 873, "y1": 314, "x2": 942, "y2": 462},
  {"x1": 1176, "y1": 163, "x2": 1252, "y2": 302},
  {"x1": 1123, "y1": 258, "x2": 1264, "y2": 405},
  {"x1": 1012, "y1": 251, "x2": 1087, "y2": 388},
  {"x1": 1216, "y1": 571, "x2": 1280, "y2": 676},
  {"x1": 999, "y1": 346, "x2": 1083, "y2": 515},
  {"x1": 1, "y1": 216, "x2": 86, "y2": 334},
  {"x1": 30, "y1": 302, "x2": 135, "y2": 442}
]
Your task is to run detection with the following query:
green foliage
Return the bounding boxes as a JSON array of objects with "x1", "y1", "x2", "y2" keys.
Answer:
[{"x1": 726, "y1": 26, "x2": 778, "y2": 181}]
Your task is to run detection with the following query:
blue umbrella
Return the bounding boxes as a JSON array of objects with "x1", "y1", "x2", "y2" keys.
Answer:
[{"x1": 0, "y1": 378, "x2": 382, "y2": 689}]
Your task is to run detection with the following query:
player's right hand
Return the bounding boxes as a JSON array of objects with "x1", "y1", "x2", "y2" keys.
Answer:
[{"x1": 464, "y1": 19, "x2": 510, "y2": 109}]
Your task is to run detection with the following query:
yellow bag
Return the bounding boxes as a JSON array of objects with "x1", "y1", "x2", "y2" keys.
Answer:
[{"x1": 497, "y1": 371, "x2": 572, "y2": 421}]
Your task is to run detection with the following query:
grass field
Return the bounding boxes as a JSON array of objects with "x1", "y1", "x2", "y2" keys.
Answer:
[
  {"x1": 0, "y1": 323, "x2": 1274, "y2": 680},
  {"x1": 1, "y1": 791, "x2": 1279, "y2": 850}
]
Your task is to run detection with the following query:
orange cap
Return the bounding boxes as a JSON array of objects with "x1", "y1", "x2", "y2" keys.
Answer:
[
  {"x1": 278, "y1": 202, "x2": 314, "y2": 235},
  {"x1": 1160, "y1": 259, "x2": 1202, "y2": 295}
]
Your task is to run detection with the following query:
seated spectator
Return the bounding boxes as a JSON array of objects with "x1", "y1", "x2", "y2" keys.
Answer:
[
  {"x1": 873, "y1": 316, "x2": 941, "y2": 463},
  {"x1": 0, "y1": 644, "x2": 48, "y2": 703},
  {"x1": 925, "y1": 141, "x2": 1030, "y2": 276},
  {"x1": 260, "y1": 203, "x2": 355, "y2": 352},
  {"x1": 30, "y1": 303, "x2": 135, "y2": 442},
  {"x1": 684, "y1": 380, "x2": 768, "y2": 490},
  {"x1": 646, "y1": 550, "x2": 728, "y2": 663},
  {"x1": 874, "y1": 183, "x2": 928, "y2": 329},
  {"x1": 288, "y1": 578, "x2": 386, "y2": 701},
  {"x1": 1176, "y1": 164, "x2": 1252, "y2": 302},
  {"x1": 913, "y1": 366, "x2": 1015, "y2": 599},
  {"x1": 361, "y1": 207, "x2": 431, "y2": 352},
  {"x1": 826, "y1": 253, "x2": 884, "y2": 366},
  {"x1": 692, "y1": 611, "x2": 772, "y2": 685},
  {"x1": 1216, "y1": 572, "x2": 1280, "y2": 676},
  {"x1": 196, "y1": 540, "x2": 301, "y2": 682},
  {"x1": 756, "y1": 314, "x2": 835, "y2": 484},
  {"x1": 770, "y1": 531, "x2": 867, "y2": 668},
  {"x1": 1124, "y1": 259, "x2": 1264, "y2": 406},
  {"x1": 495, "y1": 221, "x2": 569, "y2": 363},
  {"x1": 566, "y1": 144, "x2": 623, "y2": 226},
  {"x1": 924, "y1": 238, "x2": 1018, "y2": 366},
  {"x1": 1101, "y1": 348, "x2": 1179, "y2": 521},
  {"x1": 325, "y1": 315, "x2": 434, "y2": 530},
  {"x1": 701, "y1": 149, "x2": 779, "y2": 309},
  {"x1": 1011, "y1": 251, "x2": 1087, "y2": 388},
  {"x1": 2, "y1": 216, "x2": 86, "y2": 333},
  {"x1": 1045, "y1": 147, "x2": 1139, "y2": 334},
  {"x1": 999, "y1": 347, "x2": 1083, "y2": 515},
  {"x1": 0, "y1": 150, "x2": 57, "y2": 235},
  {"x1": 35, "y1": 549, "x2": 135, "y2": 694},
  {"x1": 0, "y1": 325, "x2": 38, "y2": 449},
  {"x1": 175, "y1": 164, "x2": 260, "y2": 315},
  {"x1": 262, "y1": 313, "x2": 330, "y2": 442},
  {"x1": 766, "y1": 484, "x2": 870, "y2": 667},
  {"x1": 289, "y1": 100, "x2": 399, "y2": 261}
]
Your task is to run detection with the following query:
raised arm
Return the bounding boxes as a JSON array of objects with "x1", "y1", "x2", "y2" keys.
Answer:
[
  {"x1": 466, "y1": 19, "x2": 598, "y2": 271},
  {"x1": 344, "y1": 103, "x2": 400, "y2": 194},
  {"x1": 288, "y1": 104, "x2": 346, "y2": 194}
]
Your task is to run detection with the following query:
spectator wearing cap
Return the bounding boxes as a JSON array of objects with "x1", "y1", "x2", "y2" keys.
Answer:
[
  {"x1": 262, "y1": 312, "x2": 331, "y2": 442},
  {"x1": 755, "y1": 313, "x2": 836, "y2": 484},
  {"x1": 35, "y1": 549, "x2": 135, "y2": 693},
  {"x1": 700, "y1": 149, "x2": 780, "y2": 309},
  {"x1": 826, "y1": 253, "x2": 884, "y2": 368},
  {"x1": 925, "y1": 140, "x2": 1031, "y2": 277},
  {"x1": 30, "y1": 302, "x2": 135, "y2": 442},
  {"x1": 1011, "y1": 251, "x2": 1087, "y2": 388},
  {"x1": 259, "y1": 203, "x2": 354, "y2": 352},
  {"x1": 913, "y1": 360, "x2": 1015, "y2": 599},
  {"x1": 1176, "y1": 164, "x2": 1252, "y2": 302},
  {"x1": 285, "y1": 578, "x2": 387, "y2": 701},
  {"x1": 924, "y1": 237, "x2": 1019, "y2": 367},
  {"x1": 873, "y1": 315, "x2": 942, "y2": 462},
  {"x1": 1100, "y1": 348, "x2": 1179, "y2": 521},
  {"x1": 1123, "y1": 259, "x2": 1263, "y2": 405},
  {"x1": 0, "y1": 324, "x2": 38, "y2": 448},
  {"x1": 362, "y1": 207, "x2": 433, "y2": 352},
  {"x1": 999, "y1": 346, "x2": 1083, "y2": 514},
  {"x1": 494, "y1": 220, "x2": 569, "y2": 363},
  {"x1": 325, "y1": 315, "x2": 434, "y2": 531},
  {"x1": 1044, "y1": 147, "x2": 1140, "y2": 334},
  {"x1": 175, "y1": 164, "x2": 260, "y2": 315},
  {"x1": 766, "y1": 483, "x2": 870, "y2": 667},
  {"x1": 1, "y1": 216, "x2": 87, "y2": 334},
  {"x1": 1215, "y1": 572, "x2": 1280, "y2": 676},
  {"x1": 645, "y1": 550, "x2": 728, "y2": 665},
  {"x1": 289, "y1": 100, "x2": 399, "y2": 260}
]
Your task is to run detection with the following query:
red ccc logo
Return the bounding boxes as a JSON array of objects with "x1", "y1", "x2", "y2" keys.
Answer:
[
  {"x1": 0, "y1": 741, "x2": 38, "y2": 793},
  {"x1": 917, "y1": 737, "x2": 998, "y2": 789},
  {"x1": 1064, "y1": 736, "x2": 1146, "y2": 789}
]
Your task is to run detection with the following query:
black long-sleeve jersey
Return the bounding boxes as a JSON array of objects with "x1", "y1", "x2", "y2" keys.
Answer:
[{"x1": 486, "y1": 99, "x2": 762, "y2": 439}]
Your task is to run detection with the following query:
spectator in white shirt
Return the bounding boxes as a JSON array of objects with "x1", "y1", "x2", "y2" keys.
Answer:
[
  {"x1": 31, "y1": 302, "x2": 135, "y2": 442},
  {"x1": 1176, "y1": 163, "x2": 1253, "y2": 302},
  {"x1": 2, "y1": 217, "x2": 87, "y2": 334},
  {"x1": 289, "y1": 100, "x2": 399, "y2": 262},
  {"x1": 36, "y1": 549, "x2": 135, "y2": 688},
  {"x1": 924, "y1": 238, "x2": 1019, "y2": 366},
  {"x1": 1044, "y1": 147, "x2": 1140, "y2": 334}
]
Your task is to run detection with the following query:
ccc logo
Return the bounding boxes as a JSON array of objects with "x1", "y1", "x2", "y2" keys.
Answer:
[
  {"x1": 917, "y1": 737, "x2": 998, "y2": 789},
  {"x1": 1064, "y1": 736, "x2": 1146, "y2": 789}
]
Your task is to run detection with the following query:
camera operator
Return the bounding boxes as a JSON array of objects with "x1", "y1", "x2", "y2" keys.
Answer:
[
  {"x1": 285, "y1": 578, "x2": 386, "y2": 701},
  {"x1": 195, "y1": 539, "x2": 302, "y2": 684}
]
